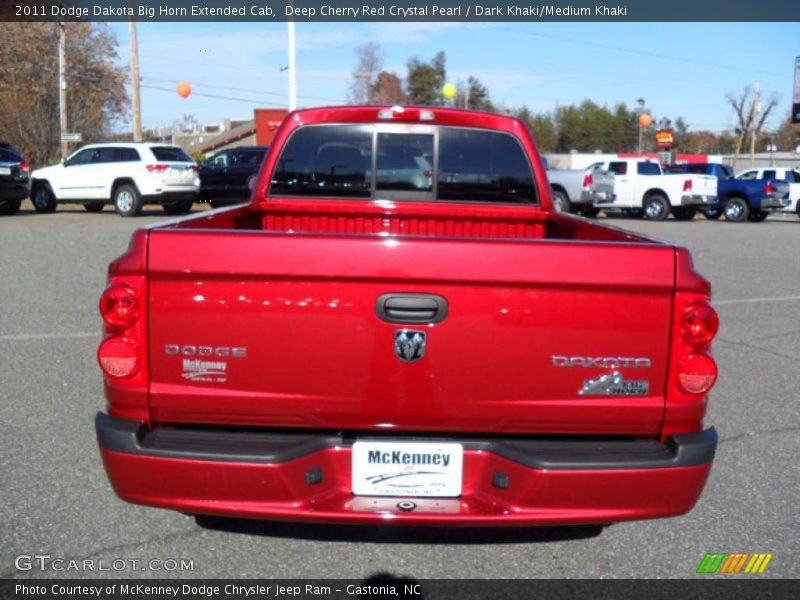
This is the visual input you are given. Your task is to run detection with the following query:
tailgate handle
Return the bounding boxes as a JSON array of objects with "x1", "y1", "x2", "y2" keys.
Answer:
[{"x1": 376, "y1": 293, "x2": 448, "y2": 324}]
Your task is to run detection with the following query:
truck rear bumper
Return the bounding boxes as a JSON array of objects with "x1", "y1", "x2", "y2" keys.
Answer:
[
  {"x1": 681, "y1": 194, "x2": 717, "y2": 206},
  {"x1": 760, "y1": 195, "x2": 791, "y2": 210},
  {"x1": 96, "y1": 413, "x2": 716, "y2": 526},
  {"x1": 581, "y1": 190, "x2": 614, "y2": 204}
]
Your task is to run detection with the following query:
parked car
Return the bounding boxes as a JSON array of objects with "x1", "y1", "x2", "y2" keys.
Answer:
[
  {"x1": 199, "y1": 146, "x2": 268, "y2": 208},
  {"x1": 95, "y1": 105, "x2": 719, "y2": 526},
  {"x1": 584, "y1": 158, "x2": 718, "y2": 220},
  {"x1": 735, "y1": 167, "x2": 800, "y2": 217},
  {"x1": 668, "y1": 163, "x2": 791, "y2": 222},
  {"x1": 29, "y1": 143, "x2": 199, "y2": 217},
  {"x1": 0, "y1": 142, "x2": 30, "y2": 215},
  {"x1": 544, "y1": 158, "x2": 604, "y2": 216}
]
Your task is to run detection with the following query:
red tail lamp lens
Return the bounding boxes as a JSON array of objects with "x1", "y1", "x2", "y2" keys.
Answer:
[
  {"x1": 681, "y1": 302, "x2": 719, "y2": 345},
  {"x1": 582, "y1": 172, "x2": 593, "y2": 188},
  {"x1": 98, "y1": 337, "x2": 139, "y2": 378},
  {"x1": 677, "y1": 353, "x2": 717, "y2": 394},
  {"x1": 683, "y1": 179, "x2": 693, "y2": 192},
  {"x1": 100, "y1": 285, "x2": 139, "y2": 329}
]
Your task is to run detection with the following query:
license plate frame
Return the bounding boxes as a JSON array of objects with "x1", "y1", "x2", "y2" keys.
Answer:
[{"x1": 351, "y1": 441, "x2": 463, "y2": 498}]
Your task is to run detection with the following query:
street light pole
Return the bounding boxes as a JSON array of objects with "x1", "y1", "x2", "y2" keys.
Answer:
[
  {"x1": 636, "y1": 97, "x2": 645, "y2": 154},
  {"x1": 287, "y1": 19, "x2": 297, "y2": 111}
]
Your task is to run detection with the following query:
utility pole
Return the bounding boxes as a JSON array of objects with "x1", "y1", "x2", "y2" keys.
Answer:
[
  {"x1": 749, "y1": 83, "x2": 761, "y2": 168},
  {"x1": 287, "y1": 19, "x2": 297, "y2": 111},
  {"x1": 58, "y1": 22, "x2": 68, "y2": 159},
  {"x1": 129, "y1": 19, "x2": 142, "y2": 141}
]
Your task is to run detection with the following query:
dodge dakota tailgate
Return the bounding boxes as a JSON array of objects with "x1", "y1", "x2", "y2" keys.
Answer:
[{"x1": 146, "y1": 229, "x2": 676, "y2": 436}]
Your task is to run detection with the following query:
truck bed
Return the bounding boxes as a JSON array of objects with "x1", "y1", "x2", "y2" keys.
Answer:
[
  {"x1": 139, "y1": 200, "x2": 678, "y2": 436},
  {"x1": 157, "y1": 199, "x2": 659, "y2": 243}
]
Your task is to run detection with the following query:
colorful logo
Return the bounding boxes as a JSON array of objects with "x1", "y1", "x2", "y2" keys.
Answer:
[{"x1": 697, "y1": 552, "x2": 773, "y2": 574}]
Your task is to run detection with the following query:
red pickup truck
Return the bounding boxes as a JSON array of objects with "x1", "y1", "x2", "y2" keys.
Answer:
[{"x1": 95, "y1": 106, "x2": 719, "y2": 526}]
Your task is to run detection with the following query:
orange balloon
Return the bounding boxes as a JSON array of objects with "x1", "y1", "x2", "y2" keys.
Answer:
[
  {"x1": 176, "y1": 81, "x2": 192, "y2": 99},
  {"x1": 638, "y1": 113, "x2": 652, "y2": 128}
]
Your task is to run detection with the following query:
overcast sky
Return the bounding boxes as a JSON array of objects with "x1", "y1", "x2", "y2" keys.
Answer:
[{"x1": 108, "y1": 21, "x2": 799, "y2": 133}]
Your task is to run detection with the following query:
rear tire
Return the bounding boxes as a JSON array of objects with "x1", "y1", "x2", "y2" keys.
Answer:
[
  {"x1": 747, "y1": 211, "x2": 769, "y2": 222},
  {"x1": 162, "y1": 197, "x2": 194, "y2": 215},
  {"x1": 551, "y1": 189, "x2": 570, "y2": 213},
  {"x1": 83, "y1": 202, "x2": 105, "y2": 213},
  {"x1": 672, "y1": 206, "x2": 697, "y2": 221},
  {"x1": 723, "y1": 197, "x2": 749, "y2": 222},
  {"x1": 32, "y1": 182, "x2": 57, "y2": 213},
  {"x1": 113, "y1": 184, "x2": 142, "y2": 217},
  {"x1": 580, "y1": 206, "x2": 600, "y2": 218},
  {"x1": 0, "y1": 198, "x2": 22, "y2": 215},
  {"x1": 703, "y1": 207, "x2": 723, "y2": 220},
  {"x1": 643, "y1": 194, "x2": 669, "y2": 221}
]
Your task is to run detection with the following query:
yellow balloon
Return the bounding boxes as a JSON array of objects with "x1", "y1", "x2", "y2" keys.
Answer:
[{"x1": 442, "y1": 82, "x2": 457, "y2": 100}]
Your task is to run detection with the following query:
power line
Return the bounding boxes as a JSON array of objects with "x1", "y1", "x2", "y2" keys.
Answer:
[
  {"x1": 141, "y1": 76, "x2": 346, "y2": 104},
  {"x1": 139, "y1": 84, "x2": 289, "y2": 106},
  {"x1": 485, "y1": 24, "x2": 785, "y2": 79}
]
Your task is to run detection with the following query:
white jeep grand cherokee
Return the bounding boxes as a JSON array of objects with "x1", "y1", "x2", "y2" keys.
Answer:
[{"x1": 30, "y1": 143, "x2": 199, "y2": 216}]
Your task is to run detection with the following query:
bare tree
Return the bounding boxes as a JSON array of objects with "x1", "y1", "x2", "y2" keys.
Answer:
[
  {"x1": 348, "y1": 42, "x2": 384, "y2": 104},
  {"x1": 726, "y1": 86, "x2": 779, "y2": 169}
]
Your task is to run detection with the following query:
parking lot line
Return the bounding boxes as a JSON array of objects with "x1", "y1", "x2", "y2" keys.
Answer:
[
  {"x1": 0, "y1": 332, "x2": 98, "y2": 342},
  {"x1": 714, "y1": 295, "x2": 800, "y2": 306}
]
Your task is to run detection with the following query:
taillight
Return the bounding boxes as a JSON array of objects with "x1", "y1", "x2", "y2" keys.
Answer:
[
  {"x1": 681, "y1": 302, "x2": 719, "y2": 345},
  {"x1": 683, "y1": 179, "x2": 693, "y2": 192},
  {"x1": 98, "y1": 337, "x2": 139, "y2": 378},
  {"x1": 97, "y1": 275, "x2": 147, "y2": 384},
  {"x1": 677, "y1": 353, "x2": 717, "y2": 395},
  {"x1": 19, "y1": 160, "x2": 30, "y2": 173},
  {"x1": 191, "y1": 164, "x2": 199, "y2": 173},
  {"x1": 672, "y1": 296, "x2": 718, "y2": 399},
  {"x1": 146, "y1": 164, "x2": 169, "y2": 173},
  {"x1": 664, "y1": 250, "x2": 718, "y2": 438},
  {"x1": 764, "y1": 181, "x2": 774, "y2": 195},
  {"x1": 99, "y1": 284, "x2": 139, "y2": 329},
  {"x1": 582, "y1": 172, "x2": 593, "y2": 188}
]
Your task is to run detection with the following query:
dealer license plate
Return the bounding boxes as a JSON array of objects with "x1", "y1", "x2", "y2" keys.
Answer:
[{"x1": 351, "y1": 441, "x2": 463, "y2": 497}]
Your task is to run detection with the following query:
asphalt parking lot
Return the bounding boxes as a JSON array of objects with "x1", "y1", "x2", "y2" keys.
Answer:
[{"x1": 1, "y1": 202, "x2": 798, "y2": 580}]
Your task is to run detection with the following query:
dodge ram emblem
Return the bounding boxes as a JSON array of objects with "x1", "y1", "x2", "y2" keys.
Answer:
[{"x1": 394, "y1": 330, "x2": 426, "y2": 363}]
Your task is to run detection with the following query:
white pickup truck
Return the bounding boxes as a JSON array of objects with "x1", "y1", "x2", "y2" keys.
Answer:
[{"x1": 584, "y1": 158, "x2": 718, "y2": 221}]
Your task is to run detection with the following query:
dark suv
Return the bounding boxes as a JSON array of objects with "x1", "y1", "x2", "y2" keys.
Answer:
[
  {"x1": 0, "y1": 142, "x2": 30, "y2": 215},
  {"x1": 199, "y1": 146, "x2": 268, "y2": 208}
]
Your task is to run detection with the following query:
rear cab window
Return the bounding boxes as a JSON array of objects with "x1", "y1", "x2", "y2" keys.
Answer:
[
  {"x1": 608, "y1": 162, "x2": 627, "y2": 175},
  {"x1": 269, "y1": 124, "x2": 537, "y2": 204},
  {"x1": 636, "y1": 162, "x2": 661, "y2": 176}
]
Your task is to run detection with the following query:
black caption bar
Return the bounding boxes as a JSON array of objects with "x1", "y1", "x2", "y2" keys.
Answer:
[
  {"x1": 1, "y1": 0, "x2": 796, "y2": 22},
  {"x1": 1, "y1": 579, "x2": 797, "y2": 600}
]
